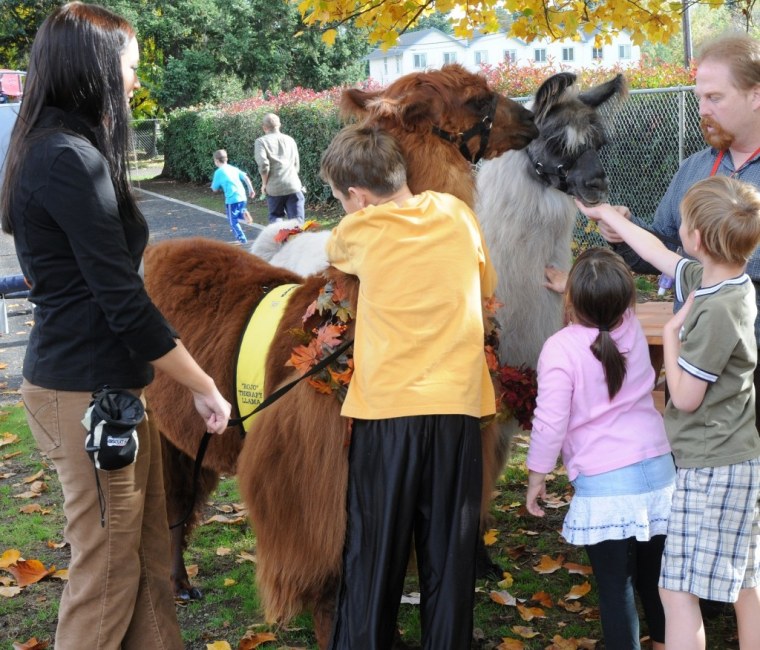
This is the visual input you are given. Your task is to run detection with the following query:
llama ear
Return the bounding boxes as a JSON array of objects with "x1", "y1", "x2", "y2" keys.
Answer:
[
  {"x1": 532, "y1": 72, "x2": 577, "y2": 121},
  {"x1": 578, "y1": 74, "x2": 628, "y2": 108},
  {"x1": 340, "y1": 88, "x2": 381, "y2": 120},
  {"x1": 398, "y1": 88, "x2": 443, "y2": 131}
]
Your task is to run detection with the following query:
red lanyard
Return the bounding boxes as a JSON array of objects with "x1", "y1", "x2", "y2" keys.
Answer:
[{"x1": 710, "y1": 146, "x2": 760, "y2": 177}]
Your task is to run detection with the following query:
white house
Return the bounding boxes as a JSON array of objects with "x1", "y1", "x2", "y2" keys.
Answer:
[{"x1": 367, "y1": 28, "x2": 641, "y2": 86}]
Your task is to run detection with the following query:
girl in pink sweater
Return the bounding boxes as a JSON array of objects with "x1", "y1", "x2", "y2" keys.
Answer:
[{"x1": 526, "y1": 247, "x2": 674, "y2": 650}]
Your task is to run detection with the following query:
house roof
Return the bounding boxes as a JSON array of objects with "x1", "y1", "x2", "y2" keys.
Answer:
[
  {"x1": 366, "y1": 28, "x2": 463, "y2": 60},
  {"x1": 368, "y1": 25, "x2": 610, "y2": 60}
]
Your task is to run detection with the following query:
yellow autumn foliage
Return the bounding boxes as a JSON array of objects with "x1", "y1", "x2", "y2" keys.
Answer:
[{"x1": 294, "y1": 0, "x2": 748, "y2": 48}]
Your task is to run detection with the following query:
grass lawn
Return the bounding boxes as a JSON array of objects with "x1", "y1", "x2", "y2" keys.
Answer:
[{"x1": 1, "y1": 404, "x2": 740, "y2": 649}]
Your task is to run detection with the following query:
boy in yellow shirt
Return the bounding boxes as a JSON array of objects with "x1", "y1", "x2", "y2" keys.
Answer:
[{"x1": 320, "y1": 125, "x2": 497, "y2": 650}]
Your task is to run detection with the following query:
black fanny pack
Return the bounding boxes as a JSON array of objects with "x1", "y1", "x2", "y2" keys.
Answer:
[{"x1": 82, "y1": 386, "x2": 144, "y2": 471}]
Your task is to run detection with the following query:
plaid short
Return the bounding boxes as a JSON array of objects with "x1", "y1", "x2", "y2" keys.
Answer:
[{"x1": 659, "y1": 458, "x2": 760, "y2": 602}]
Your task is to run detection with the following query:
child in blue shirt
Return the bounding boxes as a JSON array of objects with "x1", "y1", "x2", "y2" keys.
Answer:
[{"x1": 211, "y1": 149, "x2": 255, "y2": 243}]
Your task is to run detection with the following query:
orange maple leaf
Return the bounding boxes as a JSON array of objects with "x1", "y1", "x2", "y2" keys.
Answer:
[
  {"x1": 307, "y1": 377, "x2": 334, "y2": 394},
  {"x1": 565, "y1": 581, "x2": 592, "y2": 600},
  {"x1": 286, "y1": 340, "x2": 321, "y2": 373},
  {"x1": 516, "y1": 604, "x2": 545, "y2": 621},
  {"x1": 6, "y1": 558, "x2": 55, "y2": 586},
  {"x1": 533, "y1": 554, "x2": 564, "y2": 574},
  {"x1": 531, "y1": 590, "x2": 553, "y2": 608}
]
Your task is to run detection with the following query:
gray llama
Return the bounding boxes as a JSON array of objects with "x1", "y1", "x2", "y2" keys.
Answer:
[{"x1": 477, "y1": 72, "x2": 627, "y2": 372}]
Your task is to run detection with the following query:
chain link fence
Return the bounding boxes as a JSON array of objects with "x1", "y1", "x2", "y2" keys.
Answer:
[
  {"x1": 580, "y1": 86, "x2": 702, "y2": 252},
  {"x1": 129, "y1": 118, "x2": 164, "y2": 160},
  {"x1": 507, "y1": 86, "x2": 703, "y2": 252}
]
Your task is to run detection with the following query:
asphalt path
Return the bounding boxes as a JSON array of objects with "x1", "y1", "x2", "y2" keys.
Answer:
[{"x1": 0, "y1": 189, "x2": 263, "y2": 405}]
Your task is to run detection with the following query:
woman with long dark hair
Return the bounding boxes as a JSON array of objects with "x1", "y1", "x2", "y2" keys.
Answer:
[{"x1": 0, "y1": 4, "x2": 230, "y2": 647}]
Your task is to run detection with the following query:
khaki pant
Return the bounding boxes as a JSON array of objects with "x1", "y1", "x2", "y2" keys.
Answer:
[{"x1": 22, "y1": 380, "x2": 183, "y2": 650}]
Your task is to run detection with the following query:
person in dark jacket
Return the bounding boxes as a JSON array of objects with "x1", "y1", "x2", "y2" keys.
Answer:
[{"x1": 0, "y1": 4, "x2": 231, "y2": 648}]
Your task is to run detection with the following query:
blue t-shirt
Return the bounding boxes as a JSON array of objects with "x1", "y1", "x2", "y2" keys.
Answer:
[{"x1": 211, "y1": 163, "x2": 250, "y2": 205}]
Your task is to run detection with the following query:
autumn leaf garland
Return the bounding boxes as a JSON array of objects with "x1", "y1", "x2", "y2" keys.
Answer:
[
  {"x1": 287, "y1": 282, "x2": 538, "y2": 431},
  {"x1": 484, "y1": 298, "x2": 538, "y2": 431},
  {"x1": 286, "y1": 280, "x2": 355, "y2": 399}
]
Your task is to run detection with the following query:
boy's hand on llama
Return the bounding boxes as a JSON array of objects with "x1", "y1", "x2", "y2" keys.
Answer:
[
  {"x1": 543, "y1": 265, "x2": 567, "y2": 294},
  {"x1": 526, "y1": 471, "x2": 548, "y2": 517}
]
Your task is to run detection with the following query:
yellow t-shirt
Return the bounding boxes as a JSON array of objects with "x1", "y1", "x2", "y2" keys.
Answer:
[{"x1": 325, "y1": 190, "x2": 496, "y2": 420}]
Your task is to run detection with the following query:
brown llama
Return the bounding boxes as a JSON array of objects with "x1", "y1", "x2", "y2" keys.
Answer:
[{"x1": 144, "y1": 63, "x2": 537, "y2": 646}]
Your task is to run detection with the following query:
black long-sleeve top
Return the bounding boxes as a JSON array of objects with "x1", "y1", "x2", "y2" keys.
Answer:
[{"x1": 10, "y1": 107, "x2": 177, "y2": 391}]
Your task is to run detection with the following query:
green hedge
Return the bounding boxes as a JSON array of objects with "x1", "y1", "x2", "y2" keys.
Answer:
[{"x1": 163, "y1": 101, "x2": 343, "y2": 203}]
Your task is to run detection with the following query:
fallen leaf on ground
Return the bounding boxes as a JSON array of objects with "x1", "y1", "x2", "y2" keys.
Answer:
[
  {"x1": 236, "y1": 551, "x2": 257, "y2": 564},
  {"x1": 0, "y1": 585, "x2": 22, "y2": 597},
  {"x1": 19, "y1": 504, "x2": 51, "y2": 515},
  {"x1": 6, "y1": 559, "x2": 56, "y2": 586},
  {"x1": 205, "y1": 642, "x2": 231, "y2": 650},
  {"x1": 565, "y1": 581, "x2": 592, "y2": 600},
  {"x1": 203, "y1": 514, "x2": 245, "y2": 525},
  {"x1": 496, "y1": 639, "x2": 524, "y2": 650},
  {"x1": 52, "y1": 569, "x2": 68, "y2": 580},
  {"x1": 490, "y1": 590, "x2": 517, "y2": 606},
  {"x1": 531, "y1": 590, "x2": 553, "y2": 607},
  {"x1": 564, "y1": 562, "x2": 593, "y2": 575},
  {"x1": 0, "y1": 549, "x2": 21, "y2": 568},
  {"x1": 238, "y1": 631, "x2": 277, "y2": 648},
  {"x1": 511, "y1": 625, "x2": 539, "y2": 638},
  {"x1": 482, "y1": 529, "x2": 498, "y2": 546},
  {"x1": 186, "y1": 564, "x2": 198, "y2": 578},
  {"x1": 516, "y1": 604, "x2": 545, "y2": 621},
  {"x1": 22, "y1": 470, "x2": 45, "y2": 483},
  {"x1": 497, "y1": 572, "x2": 513, "y2": 589},
  {"x1": 215, "y1": 547, "x2": 231, "y2": 556},
  {"x1": 532, "y1": 554, "x2": 564, "y2": 574},
  {"x1": 0, "y1": 432, "x2": 19, "y2": 448}
]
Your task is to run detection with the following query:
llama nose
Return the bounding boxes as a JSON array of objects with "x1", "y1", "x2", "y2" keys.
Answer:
[{"x1": 584, "y1": 175, "x2": 608, "y2": 191}]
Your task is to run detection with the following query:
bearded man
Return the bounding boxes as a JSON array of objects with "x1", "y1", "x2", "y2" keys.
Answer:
[{"x1": 598, "y1": 32, "x2": 760, "y2": 425}]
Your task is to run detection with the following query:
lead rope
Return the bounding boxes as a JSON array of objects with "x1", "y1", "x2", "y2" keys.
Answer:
[{"x1": 170, "y1": 337, "x2": 354, "y2": 529}]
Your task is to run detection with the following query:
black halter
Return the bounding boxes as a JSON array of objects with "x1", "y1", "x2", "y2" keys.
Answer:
[
  {"x1": 526, "y1": 148, "x2": 570, "y2": 193},
  {"x1": 432, "y1": 94, "x2": 499, "y2": 165}
]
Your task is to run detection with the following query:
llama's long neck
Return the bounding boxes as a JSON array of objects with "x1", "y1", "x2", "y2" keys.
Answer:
[
  {"x1": 404, "y1": 140, "x2": 476, "y2": 208},
  {"x1": 476, "y1": 149, "x2": 577, "y2": 368}
]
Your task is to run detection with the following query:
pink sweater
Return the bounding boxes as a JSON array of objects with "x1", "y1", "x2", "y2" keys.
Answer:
[{"x1": 527, "y1": 309, "x2": 671, "y2": 481}]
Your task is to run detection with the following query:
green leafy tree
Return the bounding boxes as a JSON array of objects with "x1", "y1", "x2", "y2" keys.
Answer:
[{"x1": 0, "y1": 0, "x2": 59, "y2": 69}]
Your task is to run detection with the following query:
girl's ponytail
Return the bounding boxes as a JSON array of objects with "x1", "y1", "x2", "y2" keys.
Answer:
[
  {"x1": 591, "y1": 329, "x2": 627, "y2": 399},
  {"x1": 566, "y1": 248, "x2": 636, "y2": 401}
]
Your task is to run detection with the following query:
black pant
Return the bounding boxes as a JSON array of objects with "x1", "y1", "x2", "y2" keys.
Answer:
[
  {"x1": 584, "y1": 535, "x2": 666, "y2": 649},
  {"x1": 328, "y1": 415, "x2": 482, "y2": 650}
]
